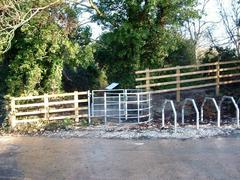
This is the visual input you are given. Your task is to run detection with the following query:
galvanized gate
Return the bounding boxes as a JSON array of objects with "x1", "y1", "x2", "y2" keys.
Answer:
[{"x1": 90, "y1": 89, "x2": 152, "y2": 124}]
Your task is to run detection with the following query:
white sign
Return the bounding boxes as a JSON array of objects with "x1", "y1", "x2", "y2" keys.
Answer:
[{"x1": 105, "y1": 83, "x2": 119, "y2": 90}]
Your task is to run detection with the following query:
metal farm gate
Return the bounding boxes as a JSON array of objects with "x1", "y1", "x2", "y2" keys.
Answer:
[{"x1": 90, "y1": 89, "x2": 152, "y2": 124}]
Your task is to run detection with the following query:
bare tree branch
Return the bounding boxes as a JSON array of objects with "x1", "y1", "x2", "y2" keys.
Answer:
[
  {"x1": 216, "y1": 0, "x2": 240, "y2": 57},
  {"x1": 0, "y1": 0, "x2": 104, "y2": 55},
  {"x1": 0, "y1": 0, "x2": 62, "y2": 54},
  {"x1": 88, "y1": 0, "x2": 104, "y2": 16}
]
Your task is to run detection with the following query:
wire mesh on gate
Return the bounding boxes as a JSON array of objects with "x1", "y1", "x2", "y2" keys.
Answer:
[{"x1": 91, "y1": 89, "x2": 152, "y2": 124}]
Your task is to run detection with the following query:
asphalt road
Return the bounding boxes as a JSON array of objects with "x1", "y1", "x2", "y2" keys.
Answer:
[{"x1": 0, "y1": 136, "x2": 239, "y2": 180}]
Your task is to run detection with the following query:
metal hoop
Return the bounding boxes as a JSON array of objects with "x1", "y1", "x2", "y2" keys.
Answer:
[
  {"x1": 182, "y1": 98, "x2": 199, "y2": 129},
  {"x1": 162, "y1": 100, "x2": 177, "y2": 132},
  {"x1": 237, "y1": 98, "x2": 240, "y2": 107},
  {"x1": 201, "y1": 97, "x2": 220, "y2": 127},
  {"x1": 219, "y1": 96, "x2": 239, "y2": 127}
]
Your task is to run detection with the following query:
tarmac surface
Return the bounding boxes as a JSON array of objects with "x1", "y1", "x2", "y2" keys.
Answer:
[{"x1": 0, "y1": 136, "x2": 240, "y2": 180}]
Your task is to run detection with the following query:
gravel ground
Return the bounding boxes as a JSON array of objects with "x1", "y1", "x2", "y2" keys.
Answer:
[
  {"x1": 41, "y1": 126, "x2": 240, "y2": 139},
  {"x1": 1, "y1": 120, "x2": 240, "y2": 139},
  {"x1": 2, "y1": 124, "x2": 237, "y2": 139}
]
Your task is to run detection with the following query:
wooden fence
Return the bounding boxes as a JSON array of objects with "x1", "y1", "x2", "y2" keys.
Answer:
[
  {"x1": 9, "y1": 91, "x2": 91, "y2": 128},
  {"x1": 135, "y1": 60, "x2": 240, "y2": 101}
]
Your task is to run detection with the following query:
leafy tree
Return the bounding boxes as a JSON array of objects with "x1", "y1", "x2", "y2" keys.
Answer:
[
  {"x1": 200, "y1": 46, "x2": 237, "y2": 64},
  {"x1": 63, "y1": 26, "x2": 107, "y2": 91},
  {"x1": 93, "y1": 0, "x2": 198, "y2": 87},
  {"x1": 165, "y1": 37, "x2": 196, "y2": 66},
  {"x1": 1, "y1": 3, "x2": 94, "y2": 96},
  {"x1": 63, "y1": 64, "x2": 108, "y2": 91}
]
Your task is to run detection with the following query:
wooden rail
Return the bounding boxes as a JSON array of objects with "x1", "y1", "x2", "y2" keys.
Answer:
[
  {"x1": 9, "y1": 91, "x2": 91, "y2": 128},
  {"x1": 135, "y1": 60, "x2": 240, "y2": 102}
]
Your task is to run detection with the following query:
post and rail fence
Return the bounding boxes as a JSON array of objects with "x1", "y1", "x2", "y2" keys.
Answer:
[
  {"x1": 9, "y1": 91, "x2": 91, "y2": 128},
  {"x1": 135, "y1": 60, "x2": 240, "y2": 102},
  {"x1": 7, "y1": 60, "x2": 240, "y2": 128},
  {"x1": 8, "y1": 89, "x2": 152, "y2": 128}
]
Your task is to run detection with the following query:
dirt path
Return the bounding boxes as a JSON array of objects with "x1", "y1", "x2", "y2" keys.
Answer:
[{"x1": 0, "y1": 136, "x2": 240, "y2": 180}]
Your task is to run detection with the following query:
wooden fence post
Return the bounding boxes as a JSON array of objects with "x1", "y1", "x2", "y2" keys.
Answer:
[
  {"x1": 176, "y1": 67, "x2": 181, "y2": 102},
  {"x1": 146, "y1": 68, "x2": 150, "y2": 91},
  {"x1": 74, "y1": 91, "x2": 79, "y2": 122},
  {"x1": 216, "y1": 61, "x2": 220, "y2": 96},
  {"x1": 10, "y1": 98, "x2": 16, "y2": 128},
  {"x1": 44, "y1": 94, "x2": 49, "y2": 120}
]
